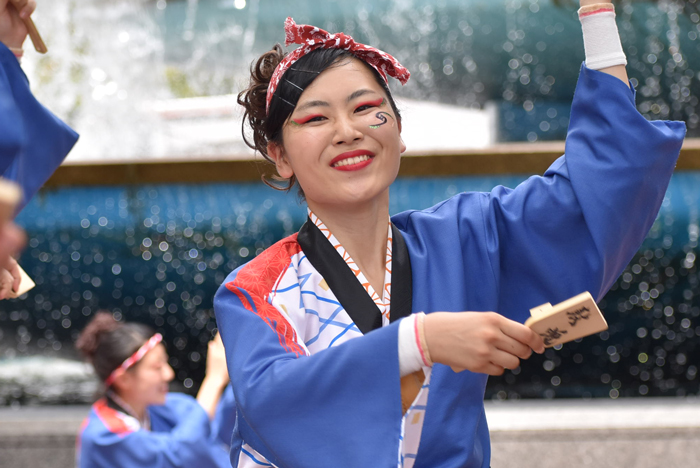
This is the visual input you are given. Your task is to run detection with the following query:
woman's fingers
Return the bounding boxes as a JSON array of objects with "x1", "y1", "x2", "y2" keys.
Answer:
[
  {"x1": 0, "y1": 224, "x2": 25, "y2": 273},
  {"x1": 489, "y1": 349, "x2": 521, "y2": 373},
  {"x1": 495, "y1": 334, "x2": 533, "y2": 360},
  {"x1": 19, "y1": 1, "x2": 35, "y2": 19},
  {"x1": 7, "y1": 0, "x2": 26, "y2": 14},
  {"x1": 0, "y1": 268, "x2": 13, "y2": 299},
  {"x1": 7, "y1": 0, "x2": 34, "y2": 20},
  {"x1": 481, "y1": 363, "x2": 507, "y2": 376},
  {"x1": 6, "y1": 256, "x2": 20, "y2": 292},
  {"x1": 499, "y1": 317, "x2": 546, "y2": 354}
]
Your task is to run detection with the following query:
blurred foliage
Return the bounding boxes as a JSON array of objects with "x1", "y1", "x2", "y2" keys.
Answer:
[{"x1": 165, "y1": 66, "x2": 198, "y2": 98}]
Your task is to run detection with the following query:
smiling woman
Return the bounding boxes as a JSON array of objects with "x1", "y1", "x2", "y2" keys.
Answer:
[
  {"x1": 212, "y1": 7, "x2": 687, "y2": 468},
  {"x1": 270, "y1": 59, "x2": 405, "y2": 214}
]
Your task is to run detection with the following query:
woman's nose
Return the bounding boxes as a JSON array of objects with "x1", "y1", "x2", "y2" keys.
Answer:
[
  {"x1": 163, "y1": 364, "x2": 175, "y2": 382},
  {"x1": 333, "y1": 116, "x2": 363, "y2": 145}
]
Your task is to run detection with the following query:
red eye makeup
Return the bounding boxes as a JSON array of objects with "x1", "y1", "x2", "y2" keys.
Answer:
[
  {"x1": 292, "y1": 114, "x2": 325, "y2": 125},
  {"x1": 355, "y1": 98, "x2": 384, "y2": 110}
]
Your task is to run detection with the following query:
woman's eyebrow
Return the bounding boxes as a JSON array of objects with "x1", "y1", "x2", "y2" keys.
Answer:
[
  {"x1": 347, "y1": 89, "x2": 377, "y2": 102},
  {"x1": 296, "y1": 100, "x2": 329, "y2": 112}
]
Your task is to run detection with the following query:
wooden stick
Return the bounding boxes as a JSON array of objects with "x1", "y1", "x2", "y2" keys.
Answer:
[
  {"x1": 23, "y1": 16, "x2": 47, "y2": 54},
  {"x1": 8, "y1": 0, "x2": 47, "y2": 54}
]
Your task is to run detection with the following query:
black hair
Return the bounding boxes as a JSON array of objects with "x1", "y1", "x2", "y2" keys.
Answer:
[{"x1": 75, "y1": 312, "x2": 155, "y2": 385}]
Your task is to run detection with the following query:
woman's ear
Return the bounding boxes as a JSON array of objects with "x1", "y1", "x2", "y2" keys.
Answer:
[
  {"x1": 397, "y1": 120, "x2": 406, "y2": 154},
  {"x1": 111, "y1": 370, "x2": 134, "y2": 395},
  {"x1": 267, "y1": 142, "x2": 294, "y2": 179}
]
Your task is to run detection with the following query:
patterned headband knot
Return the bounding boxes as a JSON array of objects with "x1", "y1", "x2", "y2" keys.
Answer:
[
  {"x1": 103, "y1": 333, "x2": 163, "y2": 387},
  {"x1": 266, "y1": 17, "x2": 410, "y2": 114}
]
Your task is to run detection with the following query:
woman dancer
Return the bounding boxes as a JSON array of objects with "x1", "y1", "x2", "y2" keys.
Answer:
[
  {"x1": 214, "y1": 1, "x2": 685, "y2": 467},
  {"x1": 76, "y1": 312, "x2": 234, "y2": 468}
]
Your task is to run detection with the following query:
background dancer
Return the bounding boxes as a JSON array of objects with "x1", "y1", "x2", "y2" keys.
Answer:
[
  {"x1": 214, "y1": 1, "x2": 686, "y2": 467},
  {"x1": 75, "y1": 312, "x2": 234, "y2": 468}
]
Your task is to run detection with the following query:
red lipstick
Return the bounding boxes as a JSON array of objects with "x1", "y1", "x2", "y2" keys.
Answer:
[{"x1": 330, "y1": 149, "x2": 375, "y2": 171}]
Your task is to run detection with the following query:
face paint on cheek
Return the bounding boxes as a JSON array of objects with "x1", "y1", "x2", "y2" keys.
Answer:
[{"x1": 369, "y1": 111, "x2": 395, "y2": 129}]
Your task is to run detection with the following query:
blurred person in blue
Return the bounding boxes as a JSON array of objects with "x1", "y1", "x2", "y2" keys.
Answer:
[
  {"x1": 0, "y1": 0, "x2": 78, "y2": 298},
  {"x1": 0, "y1": 4, "x2": 239, "y2": 465},
  {"x1": 75, "y1": 312, "x2": 235, "y2": 468},
  {"x1": 214, "y1": 0, "x2": 686, "y2": 467}
]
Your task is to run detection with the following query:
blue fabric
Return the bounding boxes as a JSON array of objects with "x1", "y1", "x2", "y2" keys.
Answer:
[
  {"x1": 214, "y1": 65, "x2": 685, "y2": 468},
  {"x1": 0, "y1": 43, "x2": 78, "y2": 212},
  {"x1": 77, "y1": 393, "x2": 231, "y2": 468},
  {"x1": 211, "y1": 383, "x2": 236, "y2": 447}
]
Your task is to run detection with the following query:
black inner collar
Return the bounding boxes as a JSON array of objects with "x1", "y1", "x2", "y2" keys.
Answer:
[{"x1": 297, "y1": 218, "x2": 413, "y2": 335}]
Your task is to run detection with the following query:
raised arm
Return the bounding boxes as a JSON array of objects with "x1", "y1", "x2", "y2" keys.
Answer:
[
  {"x1": 579, "y1": 0, "x2": 628, "y2": 84},
  {"x1": 195, "y1": 333, "x2": 230, "y2": 419}
]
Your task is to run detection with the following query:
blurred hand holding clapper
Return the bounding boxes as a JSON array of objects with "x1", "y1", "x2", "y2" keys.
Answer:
[
  {"x1": 525, "y1": 291, "x2": 608, "y2": 348},
  {"x1": 0, "y1": 179, "x2": 35, "y2": 298}
]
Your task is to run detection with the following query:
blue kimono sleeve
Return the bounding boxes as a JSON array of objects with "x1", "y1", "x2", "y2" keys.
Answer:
[
  {"x1": 0, "y1": 43, "x2": 78, "y2": 212},
  {"x1": 214, "y1": 274, "x2": 405, "y2": 468},
  {"x1": 79, "y1": 394, "x2": 229, "y2": 468},
  {"x1": 211, "y1": 383, "x2": 235, "y2": 447},
  {"x1": 481, "y1": 65, "x2": 685, "y2": 321}
]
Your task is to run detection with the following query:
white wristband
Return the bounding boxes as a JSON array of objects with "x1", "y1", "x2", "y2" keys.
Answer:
[
  {"x1": 398, "y1": 315, "x2": 424, "y2": 377},
  {"x1": 579, "y1": 4, "x2": 627, "y2": 70}
]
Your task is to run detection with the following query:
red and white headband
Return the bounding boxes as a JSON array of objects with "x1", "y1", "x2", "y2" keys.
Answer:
[
  {"x1": 103, "y1": 333, "x2": 163, "y2": 387},
  {"x1": 266, "y1": 17, "x2": 411, "y2": 115}
]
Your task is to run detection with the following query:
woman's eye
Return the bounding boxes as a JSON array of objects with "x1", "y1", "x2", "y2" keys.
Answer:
[
  {"x1": 355, "y1": 98, "x2": 384, "y2": 113},
  {"x1": 292, "y1": 114, "x2": 325, "y2": 125}
]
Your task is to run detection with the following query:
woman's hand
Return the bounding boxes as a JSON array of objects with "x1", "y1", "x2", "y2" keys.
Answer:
[
  {"x1": 0, "y1": 222, "x2": 24, "y2": 300},
  {"x1": 205, "y1": 332, "x2": 230, "y2": 386},
  {"x1": 197, "y1": 332, "x2": 230, "y2": 419},
  {"x1": 0, "y1": 256, "x2": 20, "y2": 299},
  {"x1": 424, "y1": 311, "x2": 545, "y2": 375},
  {"x1": 0, "y1": 0, "x2": 35, "y2": 49}
]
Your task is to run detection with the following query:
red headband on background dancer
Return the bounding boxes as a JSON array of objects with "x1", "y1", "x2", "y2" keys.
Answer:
[
  {"x1": 103, "y1": 333, "x2": 163, "y2": 387},
  {"x1": 266, "y1": 17, "x2": 411, "y2": 115}
]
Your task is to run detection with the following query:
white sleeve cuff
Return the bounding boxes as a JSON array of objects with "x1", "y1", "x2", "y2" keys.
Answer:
[
  {"x1": 579, "y1": 7, "x2": 627, "y2": 70},
  {"x1": 398, "y1": 315, "x2": 425, "y2": 377}
]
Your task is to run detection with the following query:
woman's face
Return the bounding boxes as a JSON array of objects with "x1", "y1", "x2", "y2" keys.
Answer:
[
  {"x1": 271, "y1": 58, "x2": 406, "y2": 209},
  {"x1": 119, "y1": 343, "x2": 174, "y2": 408}
]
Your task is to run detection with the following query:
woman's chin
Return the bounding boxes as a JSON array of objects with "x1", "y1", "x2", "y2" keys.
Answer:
[{"x1": 151, "y1": 390, "x2": 169, "y2": 406}]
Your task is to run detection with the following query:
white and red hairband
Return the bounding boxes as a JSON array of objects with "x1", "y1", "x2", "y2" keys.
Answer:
[
  {"x1": 266, "y1": 17, "x2": 411, "y2": 115},
  {"x1": 103, "y1": 333, "x2": 163, "y2": 387}
]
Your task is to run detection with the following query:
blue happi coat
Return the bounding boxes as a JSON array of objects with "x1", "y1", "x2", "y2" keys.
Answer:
[
  {"x1": 76, "y1": 390, "x2": 236, "y2": 468},
  {"x1": 214, "y1": 66, "x2": 686, "y2": 468}
]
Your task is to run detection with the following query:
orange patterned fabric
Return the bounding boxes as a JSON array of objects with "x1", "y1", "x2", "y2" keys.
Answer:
[{"x1": 308, "y1": 210, "x2": 393, "y2": 322}]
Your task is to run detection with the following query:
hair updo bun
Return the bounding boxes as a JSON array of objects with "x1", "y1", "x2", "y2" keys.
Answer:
[
  {"x1": 75, "y1": 312, "x2": 121, "y2": 360},
  {"x1": 76, "y1": 312, "x2": 155, "y2": 385},
  {"x1": 238, "y1": 45, "x2": 401, "y2": 195}
]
